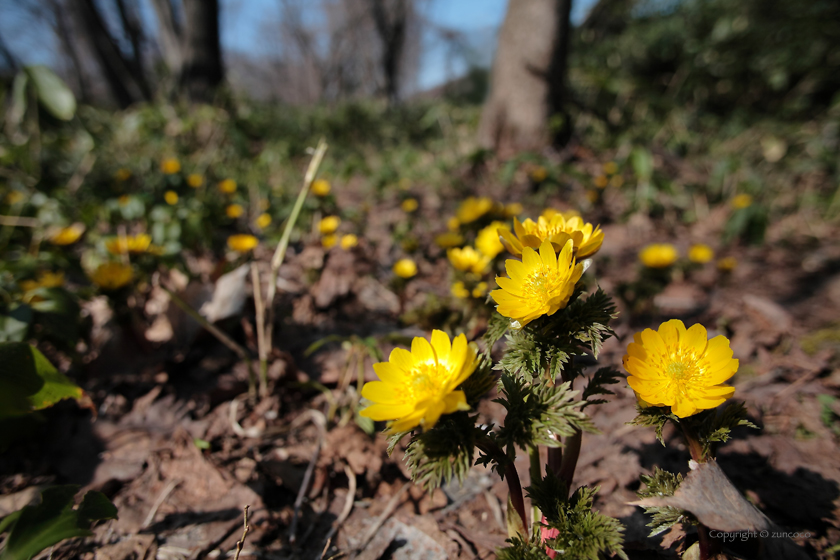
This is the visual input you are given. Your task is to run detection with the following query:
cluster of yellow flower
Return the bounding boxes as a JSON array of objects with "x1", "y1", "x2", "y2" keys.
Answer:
[
  {"x1": 593, "y1": 161, "x2": 624, "y2": 190},
  {"x1": 361, "y1": 203, "x2": 739, "y2": 434},
  {"x1": 638, "y1": 242, "x2": 737, "y2": 271}
]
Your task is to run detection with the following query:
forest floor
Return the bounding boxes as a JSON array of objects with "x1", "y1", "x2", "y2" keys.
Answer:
[{"x1": 2, "y1": 138, "x2": 840, "y2": 560}]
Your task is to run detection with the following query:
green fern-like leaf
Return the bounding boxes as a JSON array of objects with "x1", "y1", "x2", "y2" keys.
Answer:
[
  {"x1": 637, "y1": 467, "x2": 691, "y2": 537},
  {"x1": 582, "y1": 367, "x2": 623, "y2": 407},
  {"x1": 496, "y1": 533, "x2": 552, "y2": 560},
  {"x1": 403, "y1": 413, "x2": 478, "y2": 491},
  {"x1": 484, "y1": 311, "x2": 511, "y2": 357},
  {"x1": 696, "y1": 401, "x2": 759, "y2": 457},
  {"x1": 629, "y1": 404, "x2": 678, "y2": 445}
]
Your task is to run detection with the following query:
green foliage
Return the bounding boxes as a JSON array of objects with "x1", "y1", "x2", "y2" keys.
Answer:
[
  {"x1": 484, "y1": 311, "x2": 511, "y2": 357},
  {"x1": 527, "y1": 473, "x2": 627, "y2": 560},
  {"x1": 403, "y1": 414, "x2": 482, "y2": 492},
  {"x1": 694, "y1": 401, "x2": 759, "y2": 457},
  {"x1": 637, "y1": 467, "x2": 691, "y2": 537},
  {"x1": 496, "y1": 533, "x2": 552, "y2": 560},
  {"x1": 0, "y1": 485, "x2": 117, "y2": 560},
  {"x1": 630, "y1": 404, "x2": 678, "y2": 445},
  {"x1": 0, "y1": 342, "x2": 87, "y2": 420},
  {"x1": 460, "y1": 360, "x2": 497, "y2": 407},
  {"x1": 25, "y1": 66, "x2": 77, "y2": 121},
  {"x1": 495, "y1": 376, "x2": 595, "y2": 451},
  {"x1": 543, "y1": 288, "x2": 618, "y2": 360},
  {"x1": 723, "y1": 202, "x2": 769, "y2": 245},
  {"x1": 582, "y1": 367, "x2": 624, "y2": 407}
]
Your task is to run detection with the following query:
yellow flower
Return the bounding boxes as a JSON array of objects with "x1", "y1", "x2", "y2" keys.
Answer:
[
  {"x1": 360, "y1": 330, "x2": 476, "y2": 432},
  {"x1": 401, "y1": 198, "x2": 419, "y2": 213},
  {"x1": 476, "y1": 221, "x2": 506, "y2": 259},
  {"x1": 340, "y1": 234, "x2": 358, "y2": 250},
  {"x1": 529, "y1": 166, "x2": 548, "y2": 183},
  {"x1": 456, "y1": 196, "x2": 494, "y2": 224},
  {"x1": 499, "y1": 214, "x2": 603, "y2": 259},
  {"x1": 226, "y1": 204, "x2": 244, "y2": 218},
  {"x1": 255, "y1": 213, "x2": 272, "y2": 229},
  {"x1": 218, "y1": 179, "x2": 237, "y2": 194},
  {"x1": 451, "y1": 281, "x2": 470, "y2": 299},
  {"x1": 594, "y1": 175, "x2": 609, "y2": 189},
  {"x1": 164, "y1": 190, "x2": 178, "y2": 205},
  {"x1": 603, "y1": 161, "x2": 618, "y2": 175},
  {"x1": 447, "y1": 246, "x2": 491, "y2": 275},
  {"x1": 623, "y1": 320, "x2": 738, "y2": 418},
  {"x1": 610, "y1": 175, "x2": 624, "y2": 188},
  {"x1": 322, "y1": 234, "x2": 338, "y2": 249},
  {"x1": 115, "y1": 168, "x2": 131, "y2": 181},
  {"x1": 717, "y1": 257, "x2": 737, "y2": 271},
  {"x1": 6, "y1": 191, "x2": 24, "y2": 205},
  {"x1": 447, "y1": 217, "x2": 461, "y2": 232},
  {"x1": 504, "y1": 202, "x2": 523, "y2": 217},
  {"x1": 393, "y1": 258, "x2": 417, "y2": 279},
  {"x1": 48, "y1": 223, "x2": 85, "y2": 245},
  {"x1": 160, "y1": 158, "x2": 180, "y2": 175},
  {"x1": 319, "y1": 216, "x2": 341, "y2": 234},
  {"x1": 472, "y1": 282, "x2": 488, "y2": 298},
  {"x1": 90, "y1": 262, "x2": 133, "y2": 290},
  {"x1": 688, "y1": 244, "x2": 714, "y2": 264},
  {"x1": 586, "y1": 190, "x2": 600, "y2": 204},
  {"x1": 491, "y1": 239, "x2": 584, "y2": 329},
  {"x1": 435, "y1": 232, "x2": 464, "y2": 249},
  {"x1": 187, "y1": 173, "x2": 205, "y2": 188},
  {"x1": 731, "y1": 194, "x2": 753, "y2": 209},
  {"x1": 20, "y1": 271, "x2": 65, "y2": 292},
  {"x1": 105, "y1": 233, "x2": 153, "y2": 255},
  {"x1": 311, "y1": 179, "x2": 331, "y2": 197},
  {"x1": 118, "y1": 195, "x2": 131, "y2": 206},
  {"x1": 639, "y1": 244, "x2": 678, "y2": 268},
  {"x1": 227, "y1": 234, "x2": 258, "y2": 253}
]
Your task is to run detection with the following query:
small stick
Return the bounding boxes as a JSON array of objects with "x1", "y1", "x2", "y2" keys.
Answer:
[
  {"x1": 0, "y1": 215, "x2": 38, "y2": 227},
  {"x1": 142, "y1": 479, "x2": 181, "y2": 528},
  {"x1": 355, "y1": 481, "x2": 411, "y2": 554},
  {"x1": 289, "y1": 439, "x2": 322, "y2": 545},
  {"x1": 250, "y1": 263, "x2": 268, "y2": 397},
  {"x1": 321, "y1": 465, "x2": 357, "y2": 551},
  {"x1": 233, "y1": 505, "x2": 251, "y2": 560}
]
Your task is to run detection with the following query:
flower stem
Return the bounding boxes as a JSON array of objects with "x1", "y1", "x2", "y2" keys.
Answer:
[
  {"x1": 529, "y1": 446, "x2": 542, "y2": 528},
  {"x1": 558, "y1": 429, "x2": 582, "y2": 495},
  {"x1": 477, "y1": 438, "x2": 528, "y2": 540}
]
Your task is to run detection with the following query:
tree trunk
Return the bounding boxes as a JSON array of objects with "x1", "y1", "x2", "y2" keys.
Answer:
[
  {"x1": 367, "y1": 0, "x2": 409, "y2": 105},
  {"x1": 180, "y1": 0, "x2": 224, "y2": 102},
  {"x1": 478, "y1": 0, "x2": 574, "y2": 155},
  {"x1": 71, "y1": 0, "x2": 150, "y2": 108},
  {"x1": 149, "y1": 0, "x2": 183, "y2": 80}
]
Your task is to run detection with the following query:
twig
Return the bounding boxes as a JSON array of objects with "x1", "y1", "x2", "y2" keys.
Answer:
[
  {"x1": 264, "y1": 139, "x2": 328, "y2": 367},
  {"x1": 354, "y1": 481, "x2": 411, "y2": 554},
  {"x1": 289, "y1": 409, "x2": 327, "y2": 545},
  {"x1": 321, "y1": 465, "x2": 357, "y2": 553},
  {"x1": 162, "y1": 285, "x2": 256, "y2": 400},
  {"x1": 0, "y1": 215, "x2": 39, "y2": 227},
  {"x1": 142, "y1": 478, "x2": 181, "y2": 528},
  {"x1": 233, "y1": 505, "x2": 251, "y2": 560},
  {"x1": 250, "y1": 263, "x2": 268, "y2": 397}
]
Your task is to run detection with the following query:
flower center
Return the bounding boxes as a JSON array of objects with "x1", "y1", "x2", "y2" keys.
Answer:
[
  {"x1": 407, "y1": 362, "x2": 445, "y2": 403},
  {"x1": 523, "y1": 266, "x2": 558, "y2": 301},
  {"x1": 665, "y1": 353, "x2": 702, "y2": 382}
]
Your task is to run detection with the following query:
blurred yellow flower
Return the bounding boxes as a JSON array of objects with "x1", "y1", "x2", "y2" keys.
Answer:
[
  {"x1": 688, "y1": 244, "x2": 714, "y2": 264},
  {"x1": 226, "y1": 204, "x2": 244, "y2": 218},
  {"x1": 20, "y1": 271, "x2": 65, "y2": 292},
  {"x1": 603, "y1": 162, "x2": 618, "y2": 175},
  {"x1": 256, "y1": 213, "x2": 272, "y2": 229},
  {"x1": 401, "y1": 198, "x2": 419, "y2": 213},
  {"x1": 456, "y1": 196, "x2": 494, "y2": 224},
  {"x1": 594, "y1": 175, "x2": 609, "y2": 189},
  {"x1": 623, "y1": 320, "x2": 738, "y2": 418},
  {"x1": 48, "y1": 223, "x2": 85, "y2": 245},
  {"x1": 504, "y1": 202, "x2": 523, "y2": 217},
  {"x1": 499, "y1": 214, "x2": 603, "y2": 258},
  {"x1": 451, "y1": 281, "x2": 470, "y2": 299},
  {"x1": 360, "y1": 330, "x2": 476, "y2": 432},
  {"x1": 115, "y1": 168, "x2": 131, "y2": 181},
  {"x1": 529, "y1": 166, "x2": 548, "y2": 183},
  {"x1": 717, "y1": 256, "x2": 737, "y2": 271},
  {"x1": 227, "y1": 234, "x2": 258, "y2": 253},
  {"x1": 319, "y1": 216, "x2": 341, "y2": 234},
  {"x1": 639, "y1": 244, "x2": 678, "y2": 268},
  {"x1": 160, "y1": 158, "x2": 181, "y2": 175},
  {"x1": 491, "y1": 240, "x2": 583, "y2": 329},
  {"x1": 731, "y1": 194, "x2": 753, "y2": 209},
  {"x1": 311, "y1": 179, "x2": 331, "y2": 197},
  {"x1": 322, "y1": 234, "x2": 338, "y2": 249},
  {"x1": 475, "y1": 221, "x2": 506, "y2": 259},
  {"x1": 586, "y1": 190, "x2": 600, "y2": 204},
  {"x1": 6, "y1": 191, "x2": 24, "y2": 205},
  {"x1": 448, "y1": 246, "x2": 491, "y2": 275},
  {"x1": 340, "y1": 234, "x2": 358, "y2": 250},
  {"x1": 90, "y1": 262, "x2": 133, "y2": 290},
  {"x1": 164, "y1": 190, "x2": 178, "y2": 205},
  {"x1": 187, "y1": 173, "x2": 205, "y2": 188},
  {"x1": 610, "y1": 175, "x2": 625, "y2": 188},
  {"x1": 218, "y1": 179, "x2": 237, "y2": 194},
  {"x1": 435, "y1": 232, "x2": 464, "y2": 249},
  {"x1": 447, "y1": 217, "x2": 461, "y2": 231},
  {"x1": 118, "y1": 195, "x2": 131, "y2": 206},
  {"x1": 106, "y1": 233, "x2": 153, "y2": 255},
  {"x1": 393, "y1": 258, "x2": 417, "y2": 279},
  {"x1": 472, "y1": 281, "x2": 488, "y2": 298}
]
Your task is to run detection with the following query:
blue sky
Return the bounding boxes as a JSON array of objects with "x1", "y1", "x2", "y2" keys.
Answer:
[{"x1": 2, "y1": 0, "x2": 599, "y2": 90}]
